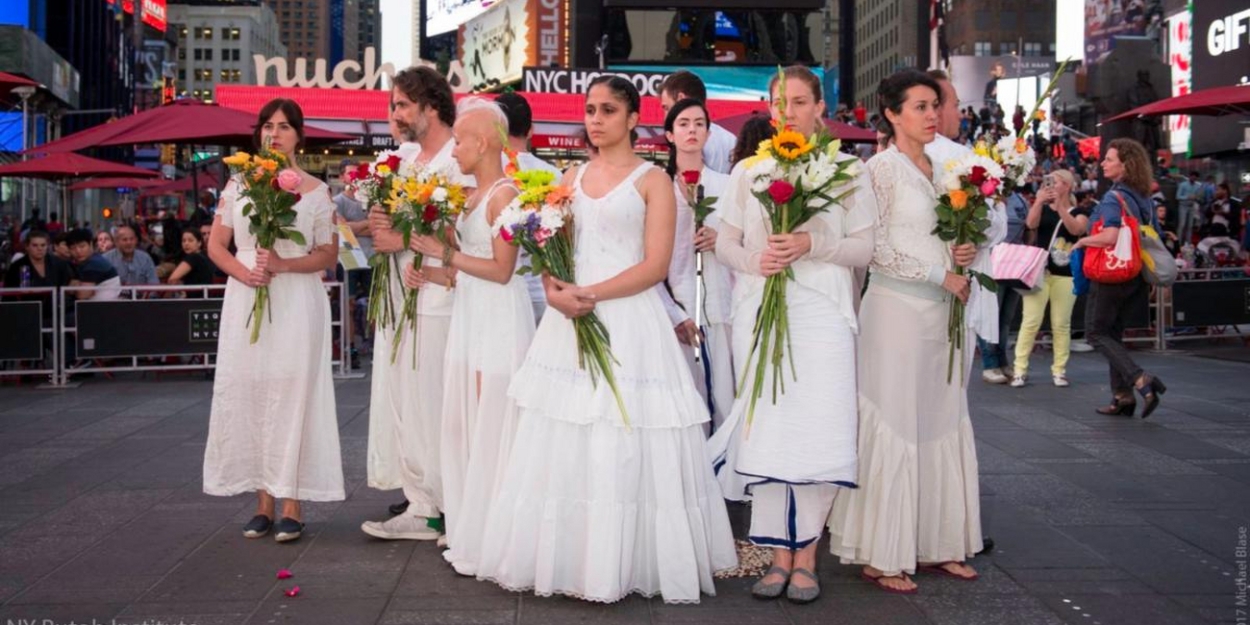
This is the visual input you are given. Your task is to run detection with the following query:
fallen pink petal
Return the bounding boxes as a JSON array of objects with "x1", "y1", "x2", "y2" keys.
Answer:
[
  {"x1": 284, "y1": 586, "x2": 300, "y2": 597},
  {"x1": 276, "y1": 569, "x2": 293, "y2": 580}
]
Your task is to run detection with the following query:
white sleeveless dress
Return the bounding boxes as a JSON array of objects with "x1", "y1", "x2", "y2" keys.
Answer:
[
  {"x1": 203, "y1": 178, "x2": 344, "y2": 502},
  {"x1": 475, "y1": 162, "x2": 737, "y2": 604},
  {"x1": 440, "y1": 180, "x2": 536, "y2": 575}
]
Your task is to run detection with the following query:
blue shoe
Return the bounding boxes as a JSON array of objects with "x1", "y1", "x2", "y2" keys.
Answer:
[
  {"x1": 274, "y1": 517, "x2": 305, "y2": 543},
  {"x1": 243, "y1": 514, "x2": 272, "y2": 539}
]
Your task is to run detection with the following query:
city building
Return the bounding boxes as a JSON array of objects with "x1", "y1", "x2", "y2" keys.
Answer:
[
  {"x1": 168, "y1": 1, "x2": 287, "y2": 102},
  {"x1": 852, "y1": 0, "x2": 926, "y2": 106},
  {"x1": 358, "y1": 0, "x2": 381, "y2": 63},
  {"x1": 261, "y1": 0, "x2": 361, "y2": 65},
  {"x1": 942, "y1": 0, "x2": 1055, "y2": 59}
]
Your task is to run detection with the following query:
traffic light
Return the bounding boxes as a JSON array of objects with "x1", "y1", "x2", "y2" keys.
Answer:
[
  {"x1": 162, "y1": 77, "x2": 176, "y2": 105},
  {"x1": 160, "y1": 144, "x2": 176, "y2": 166},
  {"x1": 102, "y1": 207, "x2": 115, "y2": 220}
]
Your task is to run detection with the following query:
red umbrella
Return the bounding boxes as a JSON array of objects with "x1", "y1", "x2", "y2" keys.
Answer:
[
  {"x1": 139, "y1": 171, "x2": 222, "y2": 197},
  {"x1": 0, "y1": 152, "x2": 161, "y2": 180},
  {"x1": 0, "y1": 71, "x2": 38, "y2": 93},
  {"x1": 1102, "y1": 85, "x2": 1250, "y2": 123},
  {"x1": 68, "y1": 177, "x2": 164, "y2": 191},
  {"x1": 24, "y1": 99, "x2": 354, "y2": 154},
  {"x1": 714, "y1": 111, "x2": 878, "y2": 143}
]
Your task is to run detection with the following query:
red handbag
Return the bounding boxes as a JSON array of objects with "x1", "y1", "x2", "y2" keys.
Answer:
[{"x1": 1082, "y1": 192, "x2": 1142, "y2": 284}]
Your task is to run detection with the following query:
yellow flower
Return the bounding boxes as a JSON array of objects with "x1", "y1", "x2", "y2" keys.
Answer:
[
  {"x1": 948, "y1": 188, "x2": 969, "y2": 210},
  {"x1": 223, "y1": 152, "x2": 252, "y2": 167},
  {"x1": 377, "y1": 164, "x2": 392, "y2": 175},
  {"x1": 771, "y1": 129, "x2": 814, "y2": 160},
  {"x1": 973, "y1": 142, "x2": 989, "y2": 158},
  {"x1": 403, "y1": 179, "x2": 420, "y2": 198},
  {"x1": 257, "y1": 158, "x2": 279, "y2": 173}
]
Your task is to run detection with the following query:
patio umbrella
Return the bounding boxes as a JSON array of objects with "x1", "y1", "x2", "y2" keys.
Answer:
[
  {"x1": 138, "y1": 171, "x2": 221, "y2": 197},
  {"x1": 0, "y1": 71, "x2": 39, "y2": 95},
  {"x1": 68, "y1": 177, "x2": 164, "y2": 191},
  {"x1": 1101, "y1": 85, "x2": 1250, "y2": 123},
  {"x1": 0, "y1": 152, "x2": 160, "y2": 179},
  {"x1": 714, "y1": 111, "x2": 879, "y2": 143},
  {"x1": 23, "y1": 99, "x2": 355, "y2": 155}
]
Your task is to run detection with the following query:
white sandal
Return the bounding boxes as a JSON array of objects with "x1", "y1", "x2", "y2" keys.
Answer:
[{"x1": 1053, "y1": 374, "x2": 1069, "y2": 387}]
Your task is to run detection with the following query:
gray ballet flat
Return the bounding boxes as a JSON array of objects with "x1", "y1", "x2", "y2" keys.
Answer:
[
  {"x1": 751, "y1": 565, "x2": 790, "y2": 600},
  {"x1": 786, "y1": 568, "x2": 821, "y2": 604}
]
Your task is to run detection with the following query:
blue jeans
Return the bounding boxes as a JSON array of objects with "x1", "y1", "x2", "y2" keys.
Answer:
[{"x1": 978, "y1": 286, "x2": 1023, "y2": 371}]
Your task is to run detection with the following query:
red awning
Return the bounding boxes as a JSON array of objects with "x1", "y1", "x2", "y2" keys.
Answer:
[
  {"x1": 714, "y1": 110, "x2": 879, "y2": 143},
  {"x1": 68, "y1": 177, "x2": 164, "y2": 191},
  {"x1": 25, "y1": 99, "x2": 354, "y2": 154},
  {"x1": 139, "y1": 171, "x2": 223, "y2": 197},
  {"x1": 1102, "y1": 85, "x2": 1250, "y2": 123},
  {"x1": 0, "y1": 153, "x2": 161, "y2": 180}
]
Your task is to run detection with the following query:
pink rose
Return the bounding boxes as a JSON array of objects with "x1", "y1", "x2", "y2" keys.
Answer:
[
  {"x1": 979, "y1": 179, "x2": 999, "y2": 197},
  {"x1": 277, "y1": 169, "x2": 302, "y2": 193}
]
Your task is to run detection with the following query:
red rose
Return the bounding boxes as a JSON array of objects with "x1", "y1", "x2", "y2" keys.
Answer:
[
  {"x1": 355, "y1": 163, "x2": 371, "y2": 179},
  {"x1": 293, "y1": 193, "x2": 302, "y2": 203},
  {"x1": 422, "y1": 204, "x2": 439, "y2": 223},
  {"x1": 969, "y1": 165, "x2": 988, "y2": 186},
  {"x1": 500, "y1": 227, "x2": 513, "y2": 243},
  {"x1": 269, "y1": 178, "x2": 281, "y2": 190},
  {"x1": 681, "y1": 170, "x2": 701, "y2": 186},
  {"x1": 767, "y1": 180, "x2": 795, "y2": 205},
  {"x1": 385, "y1": 154, "x2": 402, "y2": 171}
]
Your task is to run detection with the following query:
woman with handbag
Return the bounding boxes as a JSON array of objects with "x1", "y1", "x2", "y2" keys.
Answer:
[
  {"x1": 1011, "y1": 170, "x2": 1089, "y2": 388},
  {"x1": 1072, "y1": 138, "x2": 1167, "y2": 418}
]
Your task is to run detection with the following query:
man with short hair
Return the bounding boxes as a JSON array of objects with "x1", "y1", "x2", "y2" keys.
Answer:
[
  {"x1": 103, "y1": 224, "x2": 159, "y2": 287},
  {"x1": 926, "y1": 69, "x2": 1015, "y2": 387},
  {"x1": 4, "y1": 230, "x2": 72, "y2": 290},
  {"x1": 66, "y1": 229, "x2": 121, "y2": 301},
  {"x1": 1176, "y1": 170, "x2": 1201, "y2": 243},
  {"x1": 360, "y1": 66, "x2": 475, "y2": 544},
  {"x1": 659, "y1": 70, "x2": 736, "y2": 174}
]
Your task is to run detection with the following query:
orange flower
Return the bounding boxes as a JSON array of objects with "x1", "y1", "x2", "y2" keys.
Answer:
[
  {"x1": 1014, "y1": 138, "x2": 1028, "y2": 154},
  {"x1": 948, "y1": 188, "x2": 969, "y2": 210},
  {"x1": 545, "y1": 185, "x2": 573, "y2": 206},
  {"x1": 504, "y1": 162, "x2": 518, "y2": 177},
  {"x1": 258, "y1": 158, "x2": 279, "y2": 172},
  {"x1": 416, "y1": 183, "x2": 434, "y2": 204}
]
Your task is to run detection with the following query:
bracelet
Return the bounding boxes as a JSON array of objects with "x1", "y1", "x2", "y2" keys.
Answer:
[{"x1": 441, "y1": 245, "x2": 454, "y2": 267}]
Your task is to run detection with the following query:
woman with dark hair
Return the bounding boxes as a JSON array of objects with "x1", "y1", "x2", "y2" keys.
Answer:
[
  {"x1": 710, "y1": 65, "x2": 874, "y2": 604},
  {"x1": 730, "y1": 115, "x2": 773, "y2": 166},
  {"x1": 1073, "y1": 137, "x2": 1166, "y2": 418},
  {"x1": 202, "y1": 98, "x2": 344, "y2": 543},
  {"x1": 828, "y1": 69, "x2": 982, "y2": 594},
  {"x1": 475, "y1": 75, "x2": 736, "y2": 604},
  {"x1": 660, "y1": 97, "x2": 735, "y2": 430},
  {"x1": 167, "y1": 228, "x2": 217, "y2": 286}
]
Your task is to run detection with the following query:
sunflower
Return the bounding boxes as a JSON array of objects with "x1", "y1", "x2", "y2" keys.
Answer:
[{"x1": 771, "y1": 130, "x2": 814, "y2": 161}]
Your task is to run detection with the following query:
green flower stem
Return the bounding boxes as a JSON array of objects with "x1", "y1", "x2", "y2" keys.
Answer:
[{"x1": 391, "y1": 252, "x2": 423, "y2": 367}]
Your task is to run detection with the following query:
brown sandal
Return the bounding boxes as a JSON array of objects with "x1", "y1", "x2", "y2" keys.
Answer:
[
  {"x1": 861, "y1": 570, "x2": 918, "y2": 594},
  {"x1": 918, "y1": 561, "x2": 979, "y2": 581}
]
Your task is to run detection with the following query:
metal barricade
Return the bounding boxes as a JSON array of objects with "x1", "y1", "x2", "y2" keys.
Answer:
[
  {"x1": 57, "y1": 281, "x2": 353, "y2": 385},
  {"x1": 0, "y1": 286, "x2": 60, "y2": 386},
  {"x1": 1160, "y1": 267, "x2": 1250, "y2": 347}
]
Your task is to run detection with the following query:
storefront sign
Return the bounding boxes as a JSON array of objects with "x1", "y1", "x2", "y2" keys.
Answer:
[
  {"x1": 458, "y1": 0, "x2": 529, "y2": 91},
  {"x1": 1167, "y1": 11, "x2": 1191, "y2": 155},
  {"x1": 255, "y1": 47, "x2": 395, "y2": 89},
  {"x1": 1191, "y1": 1, "x2": 1250, "y2": 155},
  {"x1": 523, "y1": 67, "x2": 669, "y2": 97},
  {"x1": 106, "y1": 0, "x2": 168, "y2": 33}
]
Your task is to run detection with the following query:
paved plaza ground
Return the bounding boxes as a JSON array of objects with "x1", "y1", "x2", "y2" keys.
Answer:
[{"x1": 0, "y1": 347, "x2": 1248, "y2": 625}]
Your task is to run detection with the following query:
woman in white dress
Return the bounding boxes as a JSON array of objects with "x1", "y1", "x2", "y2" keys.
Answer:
[
  {"x1": 827, "y1": 69, "x2": 982, "y2": 593},
  {"x1": 474, "y1": 76, "x2": 737, "y2": 604},
  {"x1": 660, "y1": 98, "x2": 735, "y2": 431},
  {"x1": 203, "y1": 98, "x2": 344, "y2": 543},
  {"x1": 405, "y1": 98, "x2": 536, "y2": 576},
  {"x1": 708, "y1": 66, "x2": 874, "y2": 604}
]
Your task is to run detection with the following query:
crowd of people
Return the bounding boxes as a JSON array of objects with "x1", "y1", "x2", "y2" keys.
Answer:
[{"x1": 2, "y1": 58, "x2": 1242, "y2": 608}]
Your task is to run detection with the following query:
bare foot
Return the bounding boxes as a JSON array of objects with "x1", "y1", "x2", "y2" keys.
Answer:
[
  {"x1": 280, "y1": 499, "x2": 302, "y2": 523},
  {"x1": 863, "y1": 566, "x2": 918, "y2": 592},
  {"x1": 256, "y1": 491, "x2": 276, "y2": 519}
]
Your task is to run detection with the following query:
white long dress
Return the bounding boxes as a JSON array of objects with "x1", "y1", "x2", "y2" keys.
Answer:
[
  {"x1": 367, "y1": 141, "x2": 474, "y2": 518},
  {"x1": 475, "y1": 162, "x2": 737, "y2": 604},
  {"x1": 440, "y1": 180, "x2": 536, "y2": 575},
  {"x1": 203, "y1": 178, "x2": 344, "y2": 502},
  {"x1": 707, "y1": 154, "x2": 874, "y2": 549},
  {"x1": 827, "y1": 146, "x2": 982, "y2": 576}
]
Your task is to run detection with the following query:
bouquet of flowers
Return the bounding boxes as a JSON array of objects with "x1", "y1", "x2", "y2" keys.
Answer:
[
  {"x1": 934, "y1": 153, "x2": 1002, "y2": 383},
  {"x1": 221, "y1": 144, "x2": 306, "y2": 344},
  {"x1": 386, "y1": 167, "x2": 466, "y2": 366},
  {"x1": 493, "y1": 167, "x2": 630, "y2": 427},
  {"x1": 735, "y1": 74, "x2": 861, "y2": 429},
  {"x1": 344, "y1": 152, "x2": 405, "y2": 329},
  {"x1": 988, "y1": 136, "x2": 1036, "y2": 197}
]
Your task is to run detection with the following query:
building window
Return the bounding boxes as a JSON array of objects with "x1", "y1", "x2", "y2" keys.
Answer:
[
  {"x1": 975, "y1": 10, "x2": 989, "y2": 30},
  {"x1": 205, "y1": 49, "x2": 213, "y2": 61},
  {"x1": 194, "y1": 27, "x2": 203, "y2": 40},
  {"x1": 176, "y1": 24, "x2": 187, "y2": 39},
  {"x1": 1024, "y1": 42, "x2": 1042, "y2": 56},
  {"x1": 1000, "y1": 10, "x2": 1016, "y2": 29},
  {"x1": 178, "y1": 69, "x2": 185, "y2": 81},
  {"x1": 220, "y1": 70, "x2": 229, "y2": 82},
  {"x1": 178, "y1": 48, "x2": 186, "y2": 60},
  {"x1": 194, "y1": 49, "x2": 202, "y2": 61},
  {"x1": 230, "y1": 28, "x2": 241, "y2": 40},
  {"x1": 1000, "y1": 42, "x2": 1017, "y2": 55},
  {"x1": 974, "y1": 42, "x2": 991, "y2": 56},
  {"x1": 232, "y1": 69, "x2": 241, "y2": 82},
  {"x1": 203, "y1": 27, "x2": 213, "y2": 39}
]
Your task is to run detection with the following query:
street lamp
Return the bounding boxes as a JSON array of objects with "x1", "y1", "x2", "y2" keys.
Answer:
[{"x1": 12, "y1": 85, "x2": 37, "y2": 224}]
